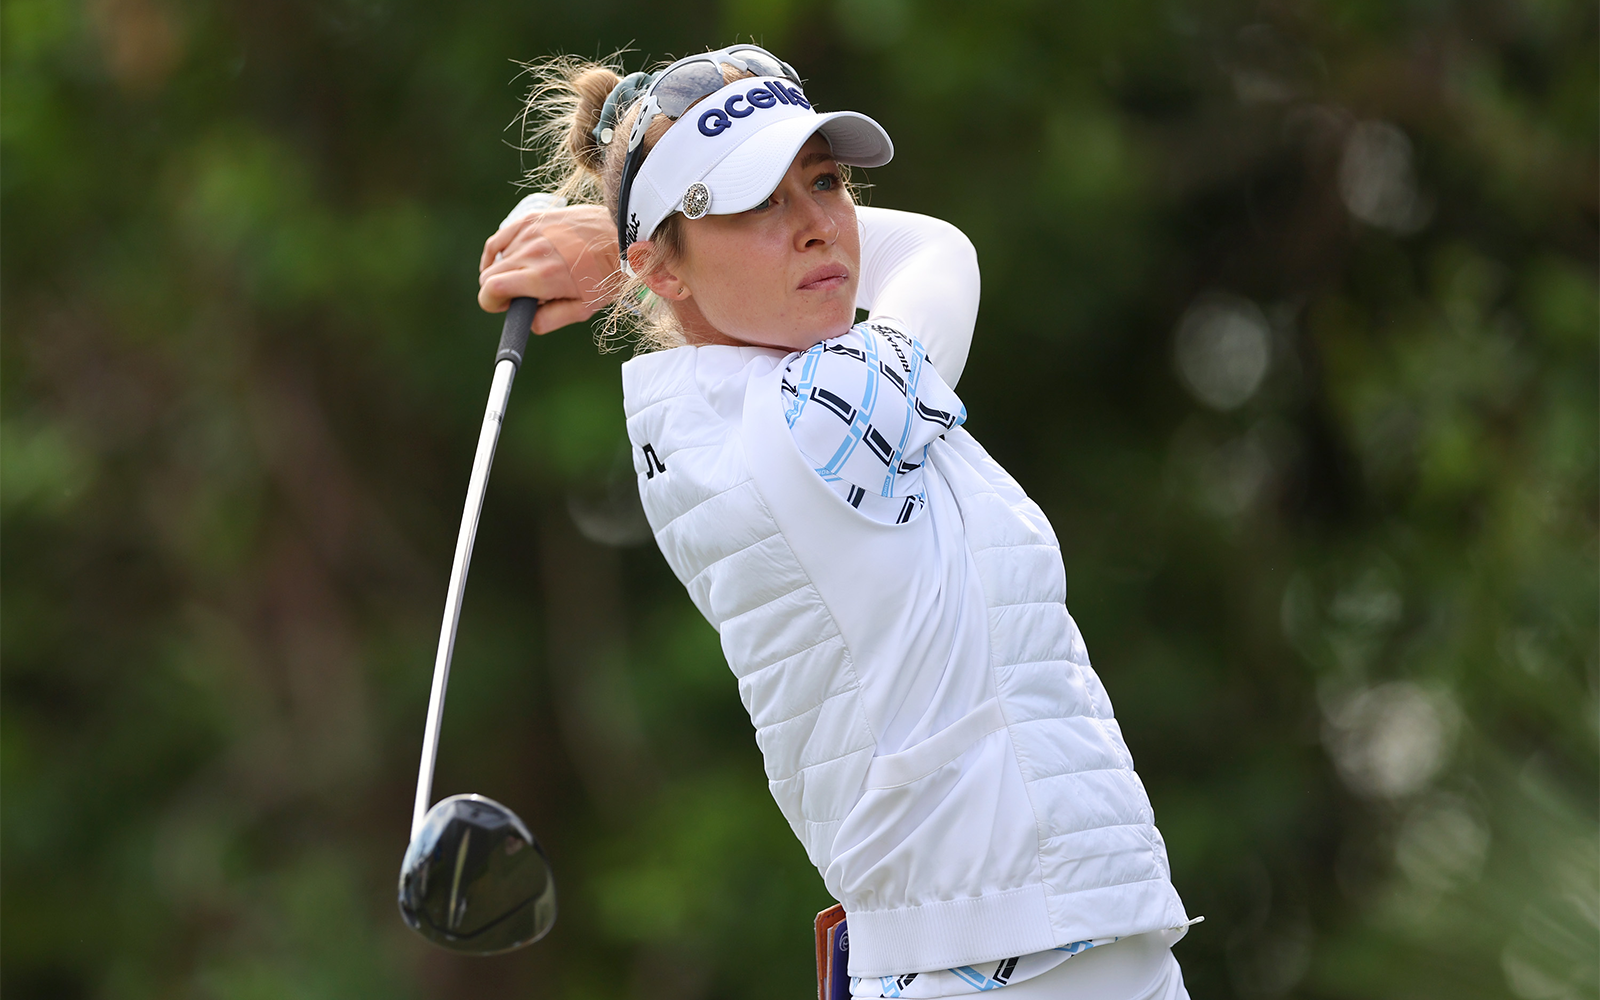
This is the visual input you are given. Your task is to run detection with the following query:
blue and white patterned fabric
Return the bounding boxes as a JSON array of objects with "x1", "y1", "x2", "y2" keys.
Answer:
[
  {"x1": 851, "y1": 938, "x2": 1118, "y2": 998},
  {"x1": 783, "y1": 322, "x2": 967, "y2": 525}
]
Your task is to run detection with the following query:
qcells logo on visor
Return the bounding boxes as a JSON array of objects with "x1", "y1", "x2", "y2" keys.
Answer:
[{"x1": 698, "y1": 82, "x2": 812, "y2": 137}]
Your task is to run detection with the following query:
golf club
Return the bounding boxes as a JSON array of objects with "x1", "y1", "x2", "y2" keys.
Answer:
[{"x1": 398, "y1": 193, "x2": 566, "y2": 955}]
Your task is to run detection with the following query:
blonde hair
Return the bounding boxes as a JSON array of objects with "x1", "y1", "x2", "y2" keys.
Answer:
[{"x1": 516, "y1": 53, "x2": 761, "y2": 352}]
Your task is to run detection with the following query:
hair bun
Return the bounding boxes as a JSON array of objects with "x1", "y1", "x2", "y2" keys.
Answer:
[{"x1": 567, "y1": 66, "x2": 622, "y2": 172}]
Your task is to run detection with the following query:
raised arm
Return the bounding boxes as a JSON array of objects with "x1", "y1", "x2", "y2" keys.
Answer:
[
  {"x1": 478, "y1": 201, "x2": 982, "y2": 372},
  {"x1": 854, "y1": 206, "x2": 981, "y2": 387}
]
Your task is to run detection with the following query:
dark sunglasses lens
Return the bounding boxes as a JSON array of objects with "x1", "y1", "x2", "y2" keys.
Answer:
[
  {"x1": 729, "y1": 48, "x2": 791, "y2": 81},
  {"x1": 654, "y1": 61, "x2": 732, "y2": 119},
  {"x1": 398, "y1": 795, "x2": 556, "y2": 954}
]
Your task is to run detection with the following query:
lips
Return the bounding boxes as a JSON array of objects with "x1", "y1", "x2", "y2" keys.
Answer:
[{"x1": 798, "y1": 263, "x2": 850, "y2": 291}]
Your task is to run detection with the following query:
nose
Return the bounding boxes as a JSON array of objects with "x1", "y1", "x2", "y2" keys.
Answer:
[{"x1": 792, "y1": 185, "x2": 838, "y2": 250}]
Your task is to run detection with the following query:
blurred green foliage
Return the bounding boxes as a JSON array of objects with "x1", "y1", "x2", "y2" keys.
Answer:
[{"x1": 3, "y1": 0, "x2": 1596, "y2": 998}]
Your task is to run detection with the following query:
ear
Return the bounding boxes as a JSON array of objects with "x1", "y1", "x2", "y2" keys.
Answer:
[{"x1": 628, "y1": 241, "x2": 691, "y2": 301}]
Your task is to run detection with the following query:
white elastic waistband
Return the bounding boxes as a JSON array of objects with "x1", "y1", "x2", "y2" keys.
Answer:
[{"x1": 845, "y1": 884, "x2": 1057, "y2": 978}]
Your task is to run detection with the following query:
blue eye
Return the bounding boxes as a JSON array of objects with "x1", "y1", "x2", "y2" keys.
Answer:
[{"x1": 814, "y1": 173, "x2": 838, "y2": 191}]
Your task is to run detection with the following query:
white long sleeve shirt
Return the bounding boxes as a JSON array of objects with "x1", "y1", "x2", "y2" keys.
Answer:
[
  {"x1": 623, "y1": 207, "x2": 1188, "y2": 982},
  {"x1": 854, "y1": 206, "x2": 980, "y2": 387}
]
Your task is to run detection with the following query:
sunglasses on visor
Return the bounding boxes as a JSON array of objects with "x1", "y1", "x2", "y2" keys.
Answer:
[{"x1": 615, "y1": 45, "x2": 803, "y2": 263}]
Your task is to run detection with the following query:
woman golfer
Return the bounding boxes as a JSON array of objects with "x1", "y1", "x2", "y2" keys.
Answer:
[{"x1": 479, "y1": 45, "x2": 1195, "y2": 999}]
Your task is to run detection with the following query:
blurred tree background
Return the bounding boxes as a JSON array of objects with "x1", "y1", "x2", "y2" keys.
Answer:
[{"x1": 3, "y1": 0, "x2": 1596, "y2": 997}]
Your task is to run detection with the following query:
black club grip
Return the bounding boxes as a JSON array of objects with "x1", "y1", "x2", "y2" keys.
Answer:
[{"x1": 496, "y1": 297, "x2": 539, "y2": 368}]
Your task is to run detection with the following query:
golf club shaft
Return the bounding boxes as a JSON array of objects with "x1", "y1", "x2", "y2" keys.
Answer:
[{"x1": 412, "y1": 297, "x2": 537, "y2": 841}]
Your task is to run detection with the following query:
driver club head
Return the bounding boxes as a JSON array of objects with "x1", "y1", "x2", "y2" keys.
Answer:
[{"x1": 398, "y1": 794, "x2": 556, "y2": 954}]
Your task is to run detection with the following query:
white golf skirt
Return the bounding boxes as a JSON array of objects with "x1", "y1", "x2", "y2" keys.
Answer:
[{"x1": 995, "y1": 931, "x2": 1190, "y2": 1000}]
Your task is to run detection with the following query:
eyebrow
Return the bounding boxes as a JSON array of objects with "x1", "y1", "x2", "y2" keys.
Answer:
[{"x1": 800, "y1": 149, "x2": 837, "y2": 168}]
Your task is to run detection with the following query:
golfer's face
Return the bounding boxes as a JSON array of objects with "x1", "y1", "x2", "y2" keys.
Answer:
[{"x1": 674, "y1": 135, "x2": 861, "y2": 351}]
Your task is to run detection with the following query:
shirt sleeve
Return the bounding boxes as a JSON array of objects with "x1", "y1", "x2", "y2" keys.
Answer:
[
  {"x1": 855, "y1": 206, "x2": 980, "y2": 388},
  {"x1": 783, "y1": 323, "x2": 967, "y2": 525}
]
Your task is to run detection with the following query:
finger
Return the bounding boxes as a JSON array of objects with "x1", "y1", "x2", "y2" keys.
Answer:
[
  {"x1": 480, "y1": 204, "x2": 572, "y2": 271},
  {"x1": 477, "y1": 254, "x2": 582, "y2": 306},
  {"x1": 479, "y1": 208, "x2": 552, "y2": 270},
  {"x1": 480, "y1": 258, "x2": 580, "y2": 303},
  {"x1": 478, "y1": 282, "x2": 510, "y2": 313},
  {"x1": 530, "y1": 298, "x2": 600, "y2": 334},
  {"x1": 477, "y1": 235, "x2": 559, "y2": 282},
  {"x1": 477, "y1": 263, "x2": 583, "y2": 313},
  {"x1": 480, "y1": 224, "x2": 519, "y2": 272},
  {"x1": 482, "y1": 234, "x2": 583, "y2": 290}
]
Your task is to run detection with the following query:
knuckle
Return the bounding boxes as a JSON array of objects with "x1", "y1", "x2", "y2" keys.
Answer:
[{"x1": 531, "y1": 258, "x2": 566, "y2": 283}]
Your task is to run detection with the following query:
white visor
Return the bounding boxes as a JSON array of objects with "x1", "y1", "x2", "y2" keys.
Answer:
[{"x1": 623, "y1": 76, "x2": 893, "y2": 258}]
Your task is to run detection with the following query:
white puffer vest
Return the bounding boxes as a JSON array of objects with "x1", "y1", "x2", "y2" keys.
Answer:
[{"x1": 624, "y1": 344, "x2": 1188, "y2": 978}]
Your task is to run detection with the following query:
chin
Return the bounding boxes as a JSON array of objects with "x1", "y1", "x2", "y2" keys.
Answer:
[{"x1": 815, "y1": 306, "x2": 859, "y2": 340}]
